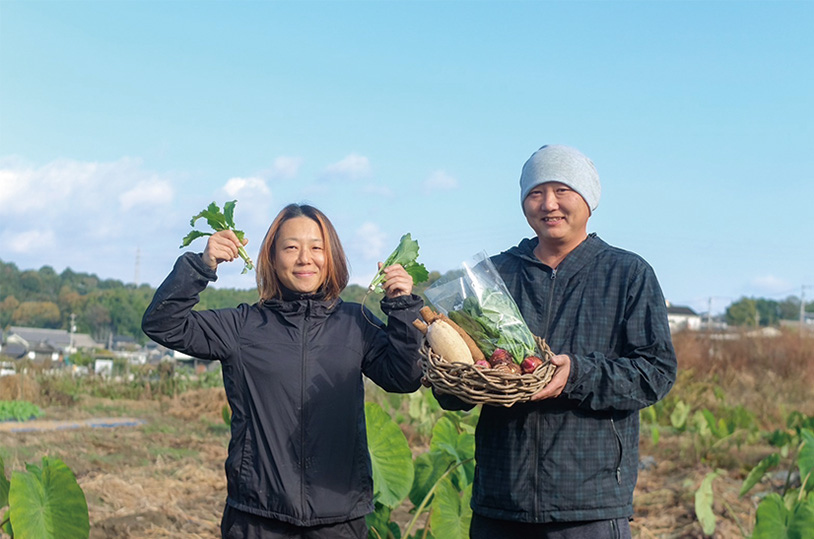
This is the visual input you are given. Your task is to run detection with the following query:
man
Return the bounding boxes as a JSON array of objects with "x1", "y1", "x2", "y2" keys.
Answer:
[{"x1": 436, "y1": 144, "x2": 677, "y2": 538}]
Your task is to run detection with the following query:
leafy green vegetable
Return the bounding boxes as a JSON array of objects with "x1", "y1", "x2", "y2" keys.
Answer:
[
  {"x1": 0, "y1": 401, "x2": 44, "y2": 422},
  {"x1": 449, "y1": 292, "x2": 538, "y2": 364},
  {"x1": 180, "y1": 200, "x2": 254, "y2": 274},
  {"x1": 368, "y1": 233, "x2": 429, "y2": 293}
]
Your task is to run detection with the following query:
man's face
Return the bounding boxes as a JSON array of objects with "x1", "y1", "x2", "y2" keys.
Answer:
[{"x1": 522, "y1": 181, "x2": 590, "y2": 247}]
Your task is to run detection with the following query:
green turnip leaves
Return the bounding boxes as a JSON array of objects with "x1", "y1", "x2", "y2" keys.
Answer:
[
  {"x1": 368, "y1": 233, "x2": 429, "y2": 293},
  {"x1": 180, "y1": 200, "x2": 254, "y2": 274}
]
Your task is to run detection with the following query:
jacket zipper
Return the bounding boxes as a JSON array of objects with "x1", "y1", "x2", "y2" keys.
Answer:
[
  {"x1": 534, "y1": 267, "x2": 557, "y2": 521},
  {"x1": 610, "y1": 418, "x2": 623, "y2": 485},
  {"x1": 300, "y1": 301, "x2": 310, "y2": 511},
  {"x1": 542, "y1": 268, "x2": 557, "y2": 338}
]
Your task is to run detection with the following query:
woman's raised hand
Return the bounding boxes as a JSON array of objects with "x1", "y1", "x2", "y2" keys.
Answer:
[
  {"x1": 202, "y1": 230, "x2": 249, "y2": 271},
  {"x1": 379, "y1": 263, "x2": 413, "y2": 299}
]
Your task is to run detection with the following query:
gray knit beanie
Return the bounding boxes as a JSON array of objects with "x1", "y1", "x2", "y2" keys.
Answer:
[{"x1": 519, "y1": 145, "x2": 601, "y2": 212}]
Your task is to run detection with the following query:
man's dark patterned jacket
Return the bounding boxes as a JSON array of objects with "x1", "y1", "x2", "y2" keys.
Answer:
[{"x1": 437, "y1": 234, "x2": 677, "y2": 523}]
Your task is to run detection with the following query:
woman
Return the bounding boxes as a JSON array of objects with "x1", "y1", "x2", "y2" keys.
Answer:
[{"x1": 142, "y1": 203, "x2": 424, "y2": 538}]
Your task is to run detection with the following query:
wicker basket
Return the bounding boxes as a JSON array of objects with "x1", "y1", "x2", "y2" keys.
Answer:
[{"x1": 420, "y1": 336, "x2": 557, "y2": 407}]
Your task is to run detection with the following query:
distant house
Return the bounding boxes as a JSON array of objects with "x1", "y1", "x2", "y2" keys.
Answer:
[
  {"x1": 2, "y1": 326, "x2": 100, "y2": 363},
  {"x1": 666, "y1": 302, "x2": 702, "y2": 333}
]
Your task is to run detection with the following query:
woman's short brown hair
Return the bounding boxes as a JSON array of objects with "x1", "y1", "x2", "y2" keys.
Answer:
[{"x1": 256, "y1": 204, "x2": 349, "y2": 301}]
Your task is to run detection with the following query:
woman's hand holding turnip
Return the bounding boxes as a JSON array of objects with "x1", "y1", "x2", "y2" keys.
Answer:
[
  {"x1": 379, "y1": 263, "x2": 413, "y2": 299},
  {"x1": 203, "y1": 230, "x2": 249, "y2": 271}
]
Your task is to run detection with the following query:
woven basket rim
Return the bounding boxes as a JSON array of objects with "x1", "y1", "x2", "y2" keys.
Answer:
[{"x1": 420, "y1": 336, "x2": 556, "y2": 407}]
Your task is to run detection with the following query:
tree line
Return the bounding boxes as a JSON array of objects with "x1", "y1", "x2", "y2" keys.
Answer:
[
  {"x1": 725, "y1": 295, "x2": 812, "y2": 327},
  {"x1": 1, "y1": 258, "x2": 809, "y2": 346},
  {"x1": 0, "y1": 259, "x2": 441, "y2": 346}
]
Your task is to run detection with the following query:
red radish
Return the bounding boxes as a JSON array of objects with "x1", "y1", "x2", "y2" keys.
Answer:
[
  {"x1": 489, "y1": 348, "x2": 512, "y2": 366},
  {"x1": 474, "y1": 359, "x2": 491, "y2": 369},
  {"x1": 521, "y1": 355, "x2": 543, "y2": 374}
]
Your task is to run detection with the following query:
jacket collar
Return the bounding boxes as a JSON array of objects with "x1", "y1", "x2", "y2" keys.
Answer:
[
  {"x1": 507, "y1": 233, "x2": 607, "y2": 277},
  {"x1": 263, "y1": 291, "x2": 342, "y2": 317}
]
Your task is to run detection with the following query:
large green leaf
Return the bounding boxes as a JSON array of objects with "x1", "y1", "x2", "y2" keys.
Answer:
[
  {"x1": 429, "y1": 416, "x2": 475, "y2": 488},
  {"x1": 787, "y1": 496, "x2": 814, "y2": 539},
  {"x1": 409, "y1": 451, "x2": 449, "y2": 508},
  {"x1": 8, "y1": 457, "x2": 89, "y2": 539},
  {"x1": 798, "y1": 429, "x2": 814, "y2": 492},
  {"x1": 1, "y1": 511, "x2": 12, "y2": 537},
  {"x1": 365, "y1": 502, "x2": 401, "y2": 539},
  {"x1": 366, "y1": 402, "x2": 414, "y2": 509},
  {"x1": 429, "y1": 477, "x2": 471, "y2": 539},
  {"x1": 740, "y1": 453, "x2": 781, "y2": 497},
  {"x1": 752, "y1": 493, "x2": 789, "y2": 539},
  {"x1": 0, "y1": 454, "x2": 9, "y2": 509},
  {"x1": 670, "y1": 400, "x2": 690, "y2": 430},
  {"x1": 694, "y1": 470, "x2": 720, "y2": 536}
]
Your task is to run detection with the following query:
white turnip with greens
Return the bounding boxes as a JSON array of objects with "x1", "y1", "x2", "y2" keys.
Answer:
[
  {"x1": 180, "y1": 200, "x2": 254, "y2": 274},
  {"x1": 361, "y1": 233, "x2": 429, "y2": 321}
]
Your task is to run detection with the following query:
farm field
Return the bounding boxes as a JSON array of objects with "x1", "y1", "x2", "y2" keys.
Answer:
[{"x1": 2, "y1": 331, "x2": 813, "y2": 538}]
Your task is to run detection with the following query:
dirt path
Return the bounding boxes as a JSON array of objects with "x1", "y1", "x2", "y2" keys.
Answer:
[{"x1": 0, "y1": 417, "x2": 145, "y2": 432}]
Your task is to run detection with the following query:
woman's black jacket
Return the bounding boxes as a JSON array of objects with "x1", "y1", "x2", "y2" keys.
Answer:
[{"x1": 141, "y1": 253, "x2": 424, "y2": 526}]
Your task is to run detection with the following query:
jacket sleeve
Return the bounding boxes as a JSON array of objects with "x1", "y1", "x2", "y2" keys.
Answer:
[
  {"x1": 563, "y1": 264, "x2": 677, "y2": 412},
  {"x1": 141, "y1": 252, "x2": 243, "y2": 361},
  {"x1": 361, "y1": 294, "x2": 425, "y2": 393},
  {"x1": 432, "y1": 388, "x2": 476, "y2": 412}
]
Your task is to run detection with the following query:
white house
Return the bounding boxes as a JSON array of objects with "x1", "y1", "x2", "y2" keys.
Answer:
[{"x1": 666, "y1": 302, "x2": 702, "y2": 333}]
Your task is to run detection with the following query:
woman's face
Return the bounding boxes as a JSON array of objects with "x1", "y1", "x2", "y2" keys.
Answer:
[{"x1": 273, "y1": 216, "x2": 326, "y2": 294}]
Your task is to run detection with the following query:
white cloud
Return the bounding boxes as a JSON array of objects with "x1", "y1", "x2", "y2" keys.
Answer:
[
  {"x1": 423, "y1": 170, "x2": 459, "y2": 192},
  {"x1": 352, "y1": 222, "x2": 388, "y2": 261},
  {"x1": 120, "y1": 179, "x2": 174, "y2": 210},
  {"x1": 0, "y1": 157, "x2": 182, "y2": 282},
  {"x1": 223, "y1": 176, "x2": 271, "y2": 198},
  {"x1": 361, "y1": 184, "x2": 395, "y2": 198},
  {"x1": 0, "y1": 168, "x2": 30, "y2": 208},
  {"x1": 0, "y1": 157, "x2": 166, "y2": 216},
  {"x1": 1, "y1": 228, "x2": 56, "y2": 254},
  {"x1": 264, "y1": 156, "x2": 303, "y2": 180},
  {"x1": 322, "y1": 154, "x2": 372, "y2": 181}
]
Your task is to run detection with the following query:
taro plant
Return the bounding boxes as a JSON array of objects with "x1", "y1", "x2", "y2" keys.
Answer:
[
  {"x1": 1, "y1": 454, "x2": 89, "y2": 539},
  {"x1": 693, "y1": 412, "x2": 814, "y2": 538},
  {"x1": 740, "y1": 415, "x2": 814, "y2": 538},
  {"x1": 365, "y1": 401, "x2": 476, "y2": 538},
  {"x1": 690, "y1": 404, "x2": 760, "y2": 465},
  {"x1": 662, "y1": 387, "x2": 761, "y2": 466}
]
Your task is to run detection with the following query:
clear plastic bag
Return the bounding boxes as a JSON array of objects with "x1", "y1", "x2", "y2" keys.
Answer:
[{"x1": 424, "y1": 252, "x2": 540, "y2": 364}]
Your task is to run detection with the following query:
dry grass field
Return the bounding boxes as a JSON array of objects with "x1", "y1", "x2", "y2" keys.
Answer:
[{"x1": 2, "y1": 330, "x2": 813, "y2": 538}]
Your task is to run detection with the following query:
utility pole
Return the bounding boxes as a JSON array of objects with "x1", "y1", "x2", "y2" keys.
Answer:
[
  {"x1": 134, "y1": 247, "x2": 141, "y2": 286},
  {"x1": 69, "y1": 312, "x2": 76, "y2": 350}
]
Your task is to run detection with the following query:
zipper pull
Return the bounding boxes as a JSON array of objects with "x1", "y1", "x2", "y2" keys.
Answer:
[
  {"x1": 616, "y1": 468, "x2": 622, "y2": 484},
  {"x1": 551, "y1": 268, "x2": 557, "y2": 280}
]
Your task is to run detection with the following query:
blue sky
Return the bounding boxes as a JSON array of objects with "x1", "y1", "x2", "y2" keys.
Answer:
[{"x1": 1, "y1": 0, "x2": 812, "y2": 315}]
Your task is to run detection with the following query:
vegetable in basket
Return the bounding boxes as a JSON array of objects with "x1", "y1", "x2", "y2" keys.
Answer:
[
  {"x1": 448, "y1": 293, "x2": 544, "y2": 374},
  {"x1": 413, "y1": 306, "x2": 483, "y2": 365}
]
